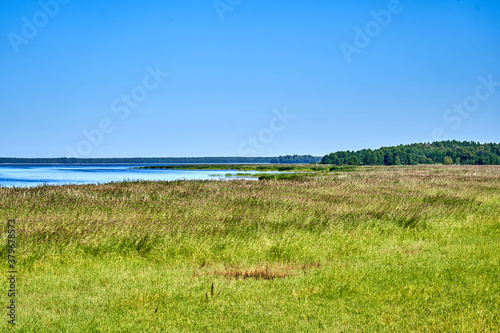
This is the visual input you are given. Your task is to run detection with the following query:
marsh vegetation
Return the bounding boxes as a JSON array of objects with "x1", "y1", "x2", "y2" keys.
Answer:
[{"x1": 1, "y1": 165, "x2": 499, "y2": 331}]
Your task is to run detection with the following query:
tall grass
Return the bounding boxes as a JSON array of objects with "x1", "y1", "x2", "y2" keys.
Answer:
[{"x1": 1, "y1": 165, "x2": 499, "y2": 331}]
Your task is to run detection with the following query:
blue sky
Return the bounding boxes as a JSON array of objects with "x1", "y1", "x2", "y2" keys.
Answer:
[{"x1": 1, "y1": 0, "x2": 499, "y2": 158}]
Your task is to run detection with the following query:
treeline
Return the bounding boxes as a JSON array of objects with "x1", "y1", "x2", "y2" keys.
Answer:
[
  {"x1": 321, "y1": 141, "x2": 500, "y2": 166},
  {"x1": 0, "y1": 155, "x2": 321, "y2": 165},
  {"x1": 270, "y1": 155, "x2": 322, "y2": 164}
]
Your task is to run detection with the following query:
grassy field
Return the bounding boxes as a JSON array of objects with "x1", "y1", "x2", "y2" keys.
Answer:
[
  {"x1": 1, "y1": 165, "x2": 499, "y2": 332},
  {"x1": 136, "y1": 163, "x2": 342, "y2": 172}
]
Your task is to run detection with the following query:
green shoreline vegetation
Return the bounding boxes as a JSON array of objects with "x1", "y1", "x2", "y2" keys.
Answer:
[
  {"x1": 1, "y1": 165, "x2": 499, "y2": 331},
  {"x1": 136, "y1": 164, "x2": 326, "y2": 171},
  {"x1": 136, "y1": 164, "x2": 358, "y2": 173}
]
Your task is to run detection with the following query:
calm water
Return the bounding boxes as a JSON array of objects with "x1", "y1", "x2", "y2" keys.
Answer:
[{"x1": 0, "y1": 164, "x2": 267, "y2": 188}]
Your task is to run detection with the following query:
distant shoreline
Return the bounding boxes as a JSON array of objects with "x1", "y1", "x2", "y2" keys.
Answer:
[
  {"x1": 0, "y1": 162, "x2": 272, "y2": 166},
  {"x1": 0, "y1": 155, "x2": 322, "y2": 165}
]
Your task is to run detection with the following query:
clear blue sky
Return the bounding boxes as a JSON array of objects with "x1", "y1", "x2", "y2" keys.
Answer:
[{"x1": 1, "y1": 0, "x2": 499, "y2": 158}]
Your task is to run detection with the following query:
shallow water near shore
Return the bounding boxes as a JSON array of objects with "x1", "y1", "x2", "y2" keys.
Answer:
[{"x1": 0, "y1": 164, "x2": 266, "y2": 188}]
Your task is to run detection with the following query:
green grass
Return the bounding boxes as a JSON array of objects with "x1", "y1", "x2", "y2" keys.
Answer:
[
  {"x1": 224, "y1": 173, "x2": 255, "y2": 177},
  {"x1": 1, "y1": 165, "x2": 499, "y2": 331},
  {"x1": 136, "y1": 163, "x2": 335, "y2": 172}
]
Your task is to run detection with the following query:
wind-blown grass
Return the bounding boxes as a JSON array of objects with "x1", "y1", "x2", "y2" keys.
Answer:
[
  {"x1": 136, "y1": 164, "x2": 336, "y2": 172},
  {"x1": 1, "y1": 165, "x2": 499, "y2": 331}
]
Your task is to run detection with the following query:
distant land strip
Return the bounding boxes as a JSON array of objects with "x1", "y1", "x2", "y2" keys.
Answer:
[{"x1": 0, "y1": 155, "x2": 322, "y2": 165}]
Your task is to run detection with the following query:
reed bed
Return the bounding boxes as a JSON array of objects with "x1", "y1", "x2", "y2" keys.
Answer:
[{"x1": 1, "y1": 165, "x2": 499, "y2": 331}]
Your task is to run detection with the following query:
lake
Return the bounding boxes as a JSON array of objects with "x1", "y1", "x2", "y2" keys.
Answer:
[{"x1": 0, "y1": 164, "x2": 267, "y2": 188}]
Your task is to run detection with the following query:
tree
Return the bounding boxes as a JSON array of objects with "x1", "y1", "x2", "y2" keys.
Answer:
[
  {"x1": 443, "y1": 156, "x2": 453, "y2": 165},
  {"x1": 394, "y1": 155, "x2": 401, "y2": 165},
  {"x1": 365, "y1": 150, "x2": 375, "y2": 165},
  {"x1": 384, "y1": 152, "x2": 394, "y2": 165},
  {"x1": 348, "y1": 155, "x2": 359, "y2": 165},
  {"x1": 409, "y1": 154, "x2": 419, "y2": 165}
]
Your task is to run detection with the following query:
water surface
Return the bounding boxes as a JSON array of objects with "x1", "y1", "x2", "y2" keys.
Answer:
[{"x1": 0, "y1": 164, "x2": 265, "y2": 188}]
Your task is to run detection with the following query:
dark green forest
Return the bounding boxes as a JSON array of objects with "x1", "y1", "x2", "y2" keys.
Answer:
[{"x1": 321, "y1": 141, "x2": 500, "y2": 166}]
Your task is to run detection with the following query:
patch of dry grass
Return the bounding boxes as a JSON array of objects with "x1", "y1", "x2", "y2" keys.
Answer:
[{"x1": 193, "y1": 263, "x2": 320, "y2": 280}]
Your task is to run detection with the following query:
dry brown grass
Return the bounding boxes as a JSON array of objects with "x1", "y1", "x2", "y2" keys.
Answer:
[{"x1": 193, "y1": 263, "x2": 320, "y2": 280}]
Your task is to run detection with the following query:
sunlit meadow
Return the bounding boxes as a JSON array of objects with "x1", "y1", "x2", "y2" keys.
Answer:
[{"x1": 1, "y1": 165, "x2": 499, "y2": 331}]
